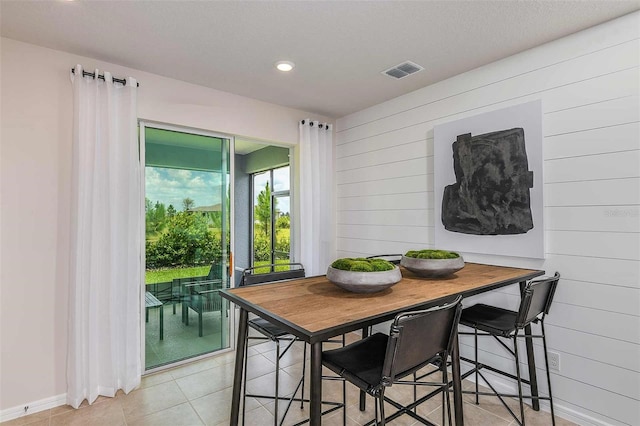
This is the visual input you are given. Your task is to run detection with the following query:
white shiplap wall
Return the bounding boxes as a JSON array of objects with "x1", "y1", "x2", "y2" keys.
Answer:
[{"x1": 335, "y1": 12, "x2": 640, "y2": 426}]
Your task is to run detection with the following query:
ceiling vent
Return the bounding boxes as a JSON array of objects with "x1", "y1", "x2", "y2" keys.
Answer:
[{"x1": 382, "y1": 61, "x2": 424, "y2": 79}]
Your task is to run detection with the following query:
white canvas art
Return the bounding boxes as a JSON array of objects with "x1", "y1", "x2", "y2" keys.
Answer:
[{"x1": 433, "y1": 100, "x2": 544, "y2": 259}]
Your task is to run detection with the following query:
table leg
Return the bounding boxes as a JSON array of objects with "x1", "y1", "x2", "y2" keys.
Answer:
[
  {"x1": 310, "y1": 342, "x2": 322, "y2": 426},
  {"x1": 524, "y1": 323, "x2": 540, "y2": 410},
  {"x1": 359, "y1": 326, "x2": 369, "y2": 411},
  {"x1": 230, "y1": 308, "x2": 248, "y2": 426},
  {"x1": 451, "y1": 332, "x2": 464, "y2": 426}
]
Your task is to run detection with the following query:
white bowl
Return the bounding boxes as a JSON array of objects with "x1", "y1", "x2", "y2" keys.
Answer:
[
  {"x1": 400, "y1": 255, "x2": 465, "y2": 278},
  {"x1": 326, "y1": 265, "x2": 402, "y2": 293}
]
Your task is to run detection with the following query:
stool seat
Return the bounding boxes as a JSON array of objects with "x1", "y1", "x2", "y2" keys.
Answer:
[
  {"x1": 460, "y1": 304, "x2": 519, "y2": 338},
  {"x1": 323, "y1": 333, "x2": 388, "y2": 393},
  {"x1": 248, "y1": 318, "x2": 291, "y2": 339}
]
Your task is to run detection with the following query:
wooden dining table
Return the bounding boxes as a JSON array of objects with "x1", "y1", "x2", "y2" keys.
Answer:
[{"x1": 220, "y1": 262, "x2": 545, "y2": 426}]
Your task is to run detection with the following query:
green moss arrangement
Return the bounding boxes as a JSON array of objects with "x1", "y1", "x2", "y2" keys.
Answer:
[
  {"x1": 404, "y1": 249, "x2": 460, "y2": 259},
  {"x1": 330, "y1": 257, "x2": 396, "y2": 272}
]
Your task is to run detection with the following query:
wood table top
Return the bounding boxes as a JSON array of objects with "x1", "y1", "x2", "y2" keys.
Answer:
[{"x1": 221, "y1": 262, "x2": 544, "y2": 343}]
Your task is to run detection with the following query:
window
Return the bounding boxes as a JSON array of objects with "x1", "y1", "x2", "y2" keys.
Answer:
[{"x1": 252, "y1": 166, "x2": 290, "y2": 272}]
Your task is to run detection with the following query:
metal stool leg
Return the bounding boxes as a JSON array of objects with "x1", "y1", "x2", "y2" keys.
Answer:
[
  {"x1": 541, "y1": 322, "x2": 556, "y2": 426},
  {"x1": 474, "y1": 327, "x2": 479, "y2": 404},
  {"x1": 242, "y1": 337, "x2": 249, "y2": 426},
  {"x1": 442, "y1": 355, "x2": 453, "y2": 426},
  {"x1": 274, "y1": 340, "x2": 280, "y2": 426},
  {"x1": 513, "y1": 333, "x2": 526, "y2": 425},
  {"x1": 342, "y1": 335, "x2": 347, "y2": 425},
  {"x1": 378, "y1": 388, "x2": 386, "y2": 426}
]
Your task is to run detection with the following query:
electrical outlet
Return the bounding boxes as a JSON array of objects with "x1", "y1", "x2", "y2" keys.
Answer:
[{"x1": 548, "y1": 351, "x2": 560, "y2": 372}]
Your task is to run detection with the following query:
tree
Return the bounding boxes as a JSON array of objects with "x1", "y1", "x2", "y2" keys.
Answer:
[
  {"x1": 254, "y1": 182, "x2": 275, "y2": 237},
  {"x1": 145, "y1": 198, "x2": 167, "y2": 236},
  {"x1": 182, "y1": 197, "x2": 195, "y2": 211},
  {"x1": 166, "y1": 204, "x2": 176, "y2": 218}
]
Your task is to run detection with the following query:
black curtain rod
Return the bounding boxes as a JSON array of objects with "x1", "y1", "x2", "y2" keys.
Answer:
[
  {"x1": 300, "y1": 119, "x2": 330, "y2": 129},
  {"x1": 71, "y1": 68, "x2": 140, "y2": 87}
]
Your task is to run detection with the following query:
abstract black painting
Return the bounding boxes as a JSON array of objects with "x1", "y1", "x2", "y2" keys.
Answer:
[
  {"x1": 433, "y1": 100, "x2": 544, "y2": 259},
  {"x1": 441, "y1": 128, "x2": 534, "y2": 235}
]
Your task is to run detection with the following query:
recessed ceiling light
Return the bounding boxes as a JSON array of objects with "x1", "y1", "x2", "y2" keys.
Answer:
[{"x1": 275, "y1": 61, "x2": 295, "y2": 72}]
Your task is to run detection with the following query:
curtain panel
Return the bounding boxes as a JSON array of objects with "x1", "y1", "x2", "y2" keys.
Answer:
[
  {"x1": 67, "y1": 65, "x2": 141, "y2": 408},
  {"x1": 299, "y1": 119, "x2": 334, "y2": 276}
]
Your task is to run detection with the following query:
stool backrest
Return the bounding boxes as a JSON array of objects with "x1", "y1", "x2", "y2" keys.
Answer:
[
  {"x1": 382, "y1": 296, "x2": 462, "y2": 385},
  {"x1": 516, "y1": 272, "x2": 560, "y2": 328},
  {"x1": 240, "y1": 263, "x2": 305, "y2": 286}
]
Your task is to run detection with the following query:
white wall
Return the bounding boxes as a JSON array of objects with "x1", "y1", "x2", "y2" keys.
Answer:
[
  {"x1": 335, "y1": 12, "x2": 639, "y2": 426},
  {"x1": 0, "y1": 37, "x2": 331, "y2": 415}
]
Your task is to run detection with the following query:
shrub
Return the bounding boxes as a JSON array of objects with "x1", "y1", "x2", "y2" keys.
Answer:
[
  {"x1": 275, "y1": 235, "x2": 290, "y2": 254},
  {"x1": 276, "y1": 215, "x2": 290, "y2": 229},
  {"x1": 146, "y1": 212, "x2": 222, "y2": 268},
  {"x1": 253, "y1": 233, "x2": 271, "y2": 262}
]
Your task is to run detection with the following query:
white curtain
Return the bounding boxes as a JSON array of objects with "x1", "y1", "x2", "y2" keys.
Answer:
[
  {"x1": 67, "y1": 65, "x2": 141, "y2": 408},
  {"x1": 299, "y1": 119, "x2": 334, "y2": 276}
]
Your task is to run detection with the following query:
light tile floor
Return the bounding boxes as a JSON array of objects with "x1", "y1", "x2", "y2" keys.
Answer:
[{"x1": 2, "y1": 333, "x2": 576, "y2": 426}]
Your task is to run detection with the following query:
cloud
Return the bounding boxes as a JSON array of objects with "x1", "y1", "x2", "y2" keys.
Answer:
[{"x1": 145, "y1": 166, "x2": 225, "y2": 209}]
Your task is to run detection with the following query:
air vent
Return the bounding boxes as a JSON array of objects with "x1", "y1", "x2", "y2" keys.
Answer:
[{"x1": 382, "y1": 61, "x2": 424, "y2": 79}]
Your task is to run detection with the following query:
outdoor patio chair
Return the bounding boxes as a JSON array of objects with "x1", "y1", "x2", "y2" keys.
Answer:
[
  {"x1": 184, "y1": 279, "x2": 224, "y2": 337},
  {"x1": 171, "y1": 261, "x2": 224, "y2": 320}
]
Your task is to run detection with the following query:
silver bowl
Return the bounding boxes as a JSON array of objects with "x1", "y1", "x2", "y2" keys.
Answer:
[
  {"x1": 400, "y1": 255, "x2": 465, "y2": 278},
  {"x1": 326, "y1": 266, "x2": 402, "y2": 293}
]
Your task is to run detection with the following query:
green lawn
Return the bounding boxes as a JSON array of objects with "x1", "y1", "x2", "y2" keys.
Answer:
[
  {"x1": 145, "y1": 259, "x2": 296, "y2": 284},
  {"x1": 251, "y1": 259, "x2": 294, "y2": 274},
  {"x1": 145, "y1": 266, "x2": 210, "y2": 284}
]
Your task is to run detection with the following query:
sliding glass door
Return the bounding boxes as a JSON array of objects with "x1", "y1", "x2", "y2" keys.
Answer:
[{"x1": 141, "y1": 123, "x2": 232, "y2": 370}]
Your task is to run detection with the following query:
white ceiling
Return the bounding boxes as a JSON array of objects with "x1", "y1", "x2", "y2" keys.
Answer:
[{"x1": 2, "y1": 1, "x2": 639, "y2": 119}]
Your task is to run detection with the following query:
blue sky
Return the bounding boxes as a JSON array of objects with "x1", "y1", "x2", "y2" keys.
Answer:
[
  {"x1": 145, "y1": 167, "x2": 224, "y2": 210},
  {"x1": 253, "y1": 167, "x2": 290, "y2": 214},
  {"x1": 146, "y1": 166, "x2": 290, "y2": 214}
]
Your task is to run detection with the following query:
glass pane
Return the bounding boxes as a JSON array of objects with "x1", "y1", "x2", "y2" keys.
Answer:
[
  {"x1": 272, "y1": 166, "x2": 290, "y2": 192},
  {"x1": 144, "y1": 127, "x2": 230, "y2": 370},
  {"x1": 252, "y1": 167, "x2": 291, "y2": 274},
  {"x1": 273, "y1": 194, "x2": 290, "y2": 266},
  {"x1": 252, "y1": 171, "x2": 271, "y2": 268}
]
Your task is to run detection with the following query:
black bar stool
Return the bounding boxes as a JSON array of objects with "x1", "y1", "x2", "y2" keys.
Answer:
[
  {"x1": 459, "y1": 272, "x2": 560, "y2": 425},
  {"x1": 322, "y1": 296, "x2": 463, "y2": 425},
  {"x1": 240, "y1": 263, "x2": 306, "y2": 425}
]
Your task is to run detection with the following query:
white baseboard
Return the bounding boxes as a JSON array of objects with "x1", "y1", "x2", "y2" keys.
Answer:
[
  {"x1": 0, "y1": 393, "x2": 67, "y2": 422},
  {"x1": 463, "y1": 368, "x2": 618, "y2": 426}
]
